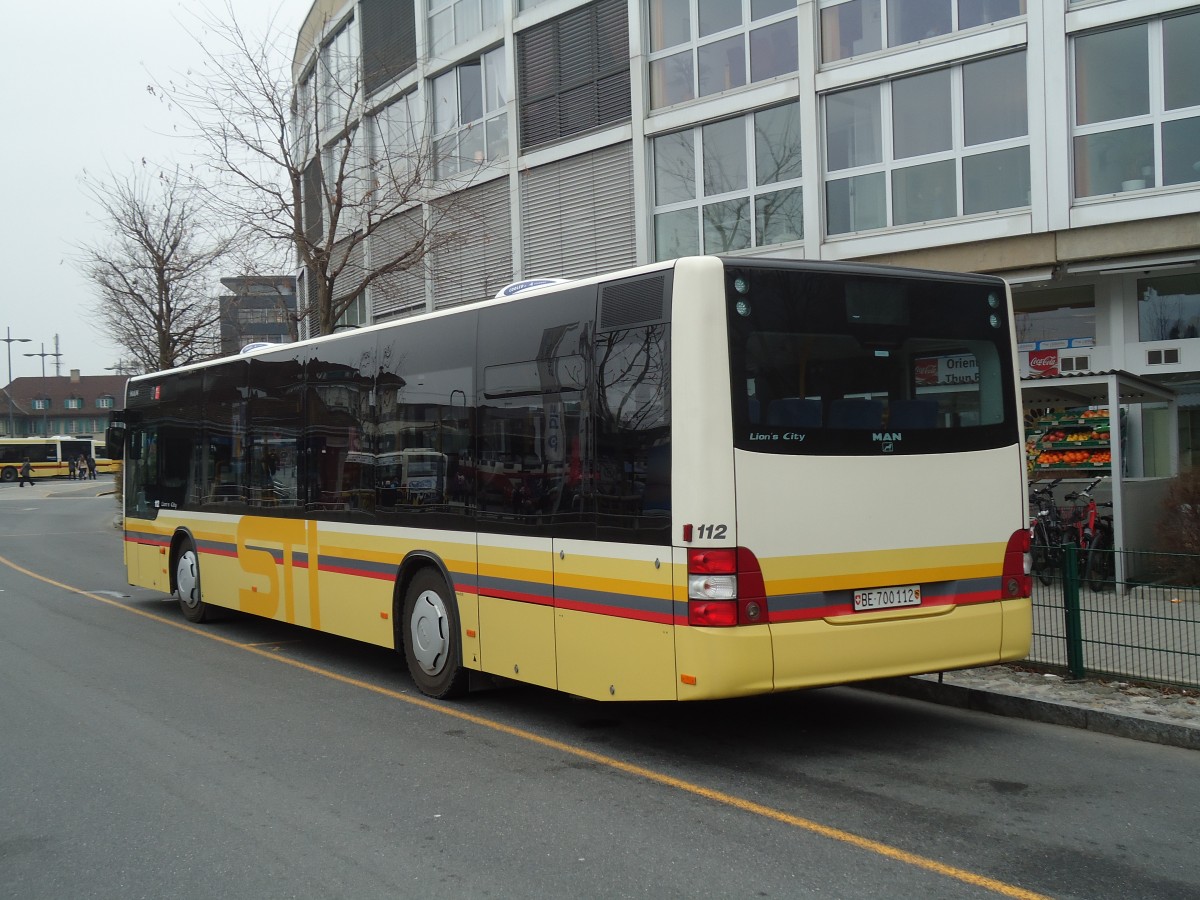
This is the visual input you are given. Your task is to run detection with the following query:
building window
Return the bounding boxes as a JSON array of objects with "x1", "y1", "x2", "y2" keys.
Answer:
[
  {"x1": 429, "y1": 0, "x2": 502, "y2": 58},
  {"x1": 294, "y1": 75, "x2": 315, "y2": 164},
  {"x1": 648, "y1": 0, "x2": 798, "y2": 110},
  {"x1": 823, "y1": 51, "x2": 1029, "y2": 235},
  {"x1": 819, "y1": 0, "x2": 1025, "y2": 64},
  {"x1": 96, "y1": 396, "x2": 115, "y2": 409},
  {"x1": 652, "y1": 101, "x2": 803, "y2": 258},
  {"x1": 64, "y1": 397, "x2": 83, "y2": 410},
  {"x1": 32, "y1": 398, "x2": 49, "y2": 410},
  {"x1": 1013, "y1": 285, "x2": 1095, "y2": 345},
  {"x1": 1147, "y1": 348, "x2": 1181, "y2": 365},
  {"x1": 1139, "y1": 273, "x2": 1200, "y2": 341},
  {"x1": 318, "y1": 19, "x2": 359, "y2": 135},
  {"x1": 1072, "y1": 12, "x2": 1200, "y2": 198},
  {"x1": 516, "y1": 0, "x2": 631, "y2": 150},
  {"x1": 432, "y1": 47, "x2": 509, "y2": 179},
  {"x1": 337, "y1": 294, "x2": 369, "y2": 330},
  {"x1": 361, "y1": 0, "x2": 416, "y2": 95},
  {"x1": 369, "y1": 92, "x2": 420, "y2": 200}
]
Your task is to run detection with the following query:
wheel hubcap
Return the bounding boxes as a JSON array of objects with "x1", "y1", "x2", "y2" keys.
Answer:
[
  {"x1": 410, "y1": 589, "x2": 449, "y2": 676},
  {"x1": 176, "y1": 551, "x2": 199, "y2": 609}
]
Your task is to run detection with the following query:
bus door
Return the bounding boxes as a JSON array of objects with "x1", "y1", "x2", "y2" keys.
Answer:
[
  {"x1": 475, "y1": 301, "x2": 593, "y2": 690},
  {"x1": 554, "y1": 320, "x2": 675, "y2": 701}
]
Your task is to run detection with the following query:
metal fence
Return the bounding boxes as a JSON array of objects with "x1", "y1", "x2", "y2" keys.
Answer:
[{"x1": 1028, "y1": 543, "x2": 1200, "y2": 690}]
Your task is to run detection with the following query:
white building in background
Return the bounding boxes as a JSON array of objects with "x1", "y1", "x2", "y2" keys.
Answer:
[{"x1": 291, "y1": 0, "x2": 1200, "y2": 468}]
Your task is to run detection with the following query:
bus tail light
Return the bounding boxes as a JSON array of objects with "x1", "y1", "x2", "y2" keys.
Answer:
[
  {"x1": 687, "y1": 548, "x2": 767, "y2": 626},
  {"x1": 1002, "y1": 528, "x2": 1032, "y2": 599}
]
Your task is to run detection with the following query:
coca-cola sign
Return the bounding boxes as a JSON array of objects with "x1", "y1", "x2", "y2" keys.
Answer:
[
  {"x1": 914, "y1": 359, "x2": 938, "y2": 385},
  {"x1": 1029, "y1": 350, "x2": 1059, "y2": 376},
  {"x1": 914, "y1": 355, "x2": 980, "y2": 386}
]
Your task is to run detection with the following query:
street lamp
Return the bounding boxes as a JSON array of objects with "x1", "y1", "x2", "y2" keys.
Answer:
[
  {"x1": 2, "y1": 327, "x2": 32, "y2": 436},
  {"x1": 23, "y1": 342, "x2": 62, "y2": 438}
]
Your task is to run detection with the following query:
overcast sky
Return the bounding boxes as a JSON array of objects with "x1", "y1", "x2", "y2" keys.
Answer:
[{"x1": 0, "y1": 0, "x2": 312, "y2": 383}]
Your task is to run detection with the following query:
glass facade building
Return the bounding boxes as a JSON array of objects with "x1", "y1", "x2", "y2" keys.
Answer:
[{"x1": 291, "y1": 0, "x2": 1200, "y2": 468}]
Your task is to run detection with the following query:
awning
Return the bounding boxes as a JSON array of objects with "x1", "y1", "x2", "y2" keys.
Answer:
[{"x1": 1021, "y1": 370, "x2": 1176, "y2": 409}]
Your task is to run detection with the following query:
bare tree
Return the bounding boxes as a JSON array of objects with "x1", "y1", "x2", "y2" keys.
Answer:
[
  {"x1": 156, "y1": 1, "x2": 473, "y2": 337},
  {"x1": 79, "y1": 165, "x2": 238, "y2": 371}
]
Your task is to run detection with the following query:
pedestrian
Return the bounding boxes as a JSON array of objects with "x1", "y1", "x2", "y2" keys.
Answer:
[
  {"x1": 86, "y1": 454, "x2": 97, "y2": 480},
  {"x1": 19, "y1": 456, "x2": 32, "y2": 487},
  {"x1": 79, "y1": 454, "x2": 89, "y2": 480},
  {"x1": 68, "y1": 456, "x2": 77, "y2": 479}
]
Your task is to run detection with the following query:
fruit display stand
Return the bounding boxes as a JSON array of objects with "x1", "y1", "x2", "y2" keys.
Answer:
[
  {"x1": 1021, "y1": 370, "x2": 1181, "y2": 591},
  {"x1": 1026, "y1": 408, "x2": 1112, "y2": 472}
]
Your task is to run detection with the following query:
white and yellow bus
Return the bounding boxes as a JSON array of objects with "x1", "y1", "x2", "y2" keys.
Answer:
[
  {"x1": 0, "y1": 436, "x2": 119, "y2": 481},
  {"x1": 109, "y1": 256, "x2": 1031, "y2": 701}
]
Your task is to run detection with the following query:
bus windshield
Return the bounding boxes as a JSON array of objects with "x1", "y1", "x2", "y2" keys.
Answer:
[{"x1": 725, "y1": 263, "x2": 1020, "y2": 456}]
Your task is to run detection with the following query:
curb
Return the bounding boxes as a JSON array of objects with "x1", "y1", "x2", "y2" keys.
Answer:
[{"x1": 861, "y1": 676, "x2": 1200, "y2": 752}]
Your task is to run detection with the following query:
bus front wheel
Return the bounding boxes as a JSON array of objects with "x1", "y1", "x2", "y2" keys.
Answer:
[
  {"x1": 175, "y1": 539, "x2": 213, "y2": 623},
  {"x1": 1, "y1": 467, "x2": 14, "y2": 483},
  {"x1": 401, "y1": 569, "x2": 468, "y2": 699}
]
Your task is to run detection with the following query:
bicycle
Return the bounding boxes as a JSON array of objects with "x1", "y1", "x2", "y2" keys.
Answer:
[
  {"x1": 1061, "y1": 476, "x2": 1109, "y2": 583},
  {"x1": 1029, "y1": 477, "x2": 1064, "y2": 585},
  {"x1": 1084, "y1": 502, "x2": 1116, "y2": 591}
]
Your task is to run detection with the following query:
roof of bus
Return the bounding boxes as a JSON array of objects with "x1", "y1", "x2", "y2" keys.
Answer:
[
  {"x1": 127, "y1": 254, "x2": 1006, "y2": 387},
  {"x1": 128, "y1": 256, "x2": 684, "y2": 385}
]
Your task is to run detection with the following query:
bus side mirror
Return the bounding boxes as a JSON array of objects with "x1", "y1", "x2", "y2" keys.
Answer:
[{"x1": 105, "y1": 424, "x2": 126, "y2": 461}]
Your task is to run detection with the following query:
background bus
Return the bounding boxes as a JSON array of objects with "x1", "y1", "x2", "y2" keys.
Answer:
[
  {"x1": 111, "y1": 256, "x2": 1031, "y2": 702},
  {"x1": 0, "y1": 436, "x2": 119, "y2": 481},
  {"x1": 376, "y1": 449, "x2": 448, "y2": 506}
]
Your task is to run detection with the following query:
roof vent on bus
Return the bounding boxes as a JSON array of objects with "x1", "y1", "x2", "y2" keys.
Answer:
[{"x1": 599, "y1": 275, "x2": 667, "y2": 331}]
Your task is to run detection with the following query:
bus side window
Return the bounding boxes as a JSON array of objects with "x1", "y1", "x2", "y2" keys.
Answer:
[
  {"x1": 125, "y1": 426, "x2": 155, "y2": 517},
  {"x1": 594, "y1": 323, "x2": 670, "y2": 544}
]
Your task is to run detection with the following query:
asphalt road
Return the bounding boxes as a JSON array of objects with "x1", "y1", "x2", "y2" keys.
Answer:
[{"x1": 2, "y1": 480, "x2": 1199, "y2": 899}]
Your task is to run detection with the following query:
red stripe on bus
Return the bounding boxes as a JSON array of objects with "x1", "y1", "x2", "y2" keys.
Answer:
[
  {"x1": 321, "y1": 563, "x2": 394, "y2": 581},
  {"x1": 124, "y1": 534, "x2": 170, "y2": 548}
]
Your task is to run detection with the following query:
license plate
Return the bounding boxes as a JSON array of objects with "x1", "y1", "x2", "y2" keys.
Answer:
[{"x1": 853, "y1": 584, "x2": 922, "y2": 612}]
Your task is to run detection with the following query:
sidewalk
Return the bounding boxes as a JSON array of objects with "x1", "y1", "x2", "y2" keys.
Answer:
[{"x1": 864, "y1": 666, "x2": 1200, "y2": 751}]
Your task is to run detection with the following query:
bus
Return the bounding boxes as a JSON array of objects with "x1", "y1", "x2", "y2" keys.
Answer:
[
  {"x1": 0, "y1": 436, "x2": 119, "y2": 481},
  {"x1": 376, "y1": 449, "x2": 448, "y2": 506},
  {"x1": 109, "y1": 256, "x2": 1032, "y2": 701}
]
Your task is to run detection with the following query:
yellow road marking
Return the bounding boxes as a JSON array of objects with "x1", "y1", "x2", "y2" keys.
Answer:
[{"x1": 1, "y1": 552, "x2": 1051, "y2": 900}]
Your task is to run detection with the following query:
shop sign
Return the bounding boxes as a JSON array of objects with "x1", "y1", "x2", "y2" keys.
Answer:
[
  {"x1": 1027, "y1": 350, "x2": 1060, "y2": 377},
  {"x1": 914, "y1": 354, "x2": 980, "y2": 386}
]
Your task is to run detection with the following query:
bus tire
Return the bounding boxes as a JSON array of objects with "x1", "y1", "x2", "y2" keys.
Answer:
[
  {"x1": 175, "y1": 538, "x2": 213, "y2": 623},
  {"x1": 1, "y1": 466, "x2": 14, "y2": 482},
  {"x1": 401, "y1": 568, "x2": 468, "y2": 699}
]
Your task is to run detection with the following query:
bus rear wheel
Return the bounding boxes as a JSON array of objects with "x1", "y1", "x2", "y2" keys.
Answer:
[
  {"x1": 401, "y1": 569, "x2": 468, "y2": 699},
  {"x1": 175, "y1": 538, "x2": 213, "y2": 623},
  {"x1": 1, "y1": 467, "x2": 14, "y2": 483}
]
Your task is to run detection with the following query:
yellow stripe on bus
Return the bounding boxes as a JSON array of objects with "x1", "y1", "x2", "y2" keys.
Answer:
[{"x1": 763, "y1": 543, "x2": 1005, "y2": 593}]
